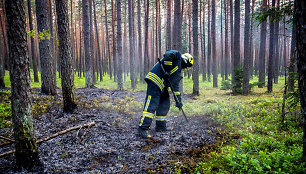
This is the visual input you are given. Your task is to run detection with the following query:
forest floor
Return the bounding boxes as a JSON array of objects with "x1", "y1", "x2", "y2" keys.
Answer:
[{"x1": 0, "y1": 87, "x2": 219, "y2": 173}]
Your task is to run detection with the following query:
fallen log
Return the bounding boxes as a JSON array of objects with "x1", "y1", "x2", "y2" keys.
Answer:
[{"x1": 0, "y1": 121, "x2": 95, "y2": 158}]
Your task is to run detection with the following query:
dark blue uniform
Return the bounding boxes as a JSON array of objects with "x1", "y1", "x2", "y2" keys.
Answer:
[{"x1": 139, "y1": 50, "x2": 184, "y2": 131}]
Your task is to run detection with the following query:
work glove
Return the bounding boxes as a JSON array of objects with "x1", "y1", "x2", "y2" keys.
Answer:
[
  {"x1": 175, "y1": 94, "x2": 183, "y2": 109},
  {"x1": 163, "y1": 72, "x2": 170, "y2": 79}
]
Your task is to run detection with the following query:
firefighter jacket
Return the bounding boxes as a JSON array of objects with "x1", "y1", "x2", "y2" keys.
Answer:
[{"x1": 144, "y1": 50, "x2": 183, "y2": 95}]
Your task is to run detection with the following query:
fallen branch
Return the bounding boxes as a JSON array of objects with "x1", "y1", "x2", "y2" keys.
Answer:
[
  {"x1": 0, "y1": 136, "x2": 15, "y2": 142},
  {"x1": 0, "y1": 121, "x2": 95, "y2": 158}
]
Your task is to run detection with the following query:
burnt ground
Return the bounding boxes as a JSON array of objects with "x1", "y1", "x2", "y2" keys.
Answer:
[{"x1": 0, "y1": 88, "x2": 218, "y2": 173}]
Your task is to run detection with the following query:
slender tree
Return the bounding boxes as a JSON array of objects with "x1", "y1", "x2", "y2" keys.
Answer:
[
  {"x1": 138, "y1": 0, "x2": 143, "y2": 82},
  {"x1": 104, "y1": 0, "x2": 112, "y2": 79},
  {"x1": 258, "y1": 0, "x2": 267, "y2": 88},
  {"x1": 55, "y1": 0, "x2": 77, "y2": 113},
  {"x1": 267, "y1": 0, "x2": 276, "y2": 93},
  {"x1": 166, "y1": 0, "x2": 172, "y2": 50},
  {"x1": 230, "y1": 0, "x2": 234, "y2": 75},
  {"x1": 207, "y1": 0, "x2": 211, "y2": 82},
  {"x1": 5, "y1": 0, "x2": 41, "y2": 169},
  {"x1": 288, "y1": 28, "x2": 296, "y2": 91},
  {"x1": 117, "y1": 0, "x2": 123, "y2": 90},
  {"x1": 112, "y1": 0, "x2": 117, "y2": 81},
  {"x1": 128, "y1": 0, "x2": 136, "y2": 88},
  {"x1": 173, "y1": 0, "x2": 182, "y2": 51},
  {"x1": 294, "y1": 0, "x2": 306, "y2": 162},
  {"x1": 202, "y1": 0, "x2": 206, "y2": 82},
  {"x1": 273, "y1": 0, "x2": 280, "y2": 84},
  {"x1": 212, "y1": 0, "x2": 217, "y2": 87},
  {"x1": 36, "y1": 0, "x2": 57, "y2": 95},
  {"x1": 93, "y1": 0, "x2": 102, "y2": 82},
  {"x1": 144, "y1": 0, "x2": 149, "y2": 75},
  {"x1": 27, "y1": 0, "x2": 39, "y2": 82},
  {"x1": 192, "y1": 0, "x2": 199, "y2": 95},
  {"x1": 243, "y1": 0, "x2": 251, "y2": 95},
  {"x1": 224, "y1": 0, "x2": 229, "y2": 80},
  {"x1": 82, "y1": 0, "x2": 93, "y2": 87},
  {"x1": 232, "y1": 0, "x2": 241, "y2": 93},
  {"x1": 0, "y1": 5, "x2": 5, "y2": 88}
]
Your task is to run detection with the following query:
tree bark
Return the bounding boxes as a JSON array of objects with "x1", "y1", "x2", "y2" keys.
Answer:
[
  {"x1": 93, "y1": 0, "x2": 102, "y2": 82},
  {"x1": 192, "y1": 0, "x2": 199, "y2": 95},
  {"x1": 202, "y1": 0, "x2": 206, "y2": 82},
  {"x1": 258, "y1": 0, "x2": 267, "y2": 88},
  {"x1": 224, "y1": 0, "x2": 229, "y2": 80},
  {"x1": 5, "y1": 0, "x2": 41, "y2": 169},
  {"x1": 294, "y1": 0, "x2": 306, "y2": 162},
  {"x1": 273, "y1": 0, "x2": 280, "y2": 84},
  {"x1": 207, "y1": 0, "x2": 211, "y2": 82},
  {"x1": 144, "y1": 0, "x2": 149, "y2": 75},
  {"x1": 55, "y1": 0, "x2": 77, "y2": 113},
  {"x1": 104, "y1": 0, "x2": 112, "y2": 79},
  {"x1": 82, "y1": 0, "x2": 93, "y2": 88},
  {"x1": 166, "y1": 0, "x2": 172, "y2": 50},
  {"x1": 267, "y1": 0, "x2": 276, "y2": 93},
  {"x1": 232, "y1": 0, "x2": 241, "y2": 93},
  {"x1": 112, "y1": 0, "x2": 117, "y2": 82},
  {"x1": 27, "y1": 0, "x2": 39, "y2": 82},
  {"x1": 128, "y1": 0, "x2": 136, "y2": 88},
  {"x1": 212, "y1": 0, "x2": 217, "y2": 87},
  {"x1": 138, "y1": 0, "x2": 143, "y2": 82},
  {"x1": 117, "y1": 0, "x2": 123, "y2": 90},
  {"x1": 288, "y1": 28, "x2": 296, "y2": 91},
  {"x1": 173, "y1": 0, "x2": 182, "y2": 51},
  {"x1": 243, "y1": 0, "x2": 251, "y2": 95},
  {"x1": 36, "y1": 0, "x2": 57, "y2": 95}
]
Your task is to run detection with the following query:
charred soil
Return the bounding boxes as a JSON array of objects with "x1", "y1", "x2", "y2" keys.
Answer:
[{"x1": 0, "y1": 88, "x2": 219, "y2": 173}]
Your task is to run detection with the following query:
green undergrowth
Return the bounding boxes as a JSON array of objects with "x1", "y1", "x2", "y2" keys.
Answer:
[{"x1": 2, "y1": 71, "x2": 304, "y2": 173}]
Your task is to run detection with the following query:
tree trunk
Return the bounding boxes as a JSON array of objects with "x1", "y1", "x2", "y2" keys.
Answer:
[
  {"x1": 55, "y1": 0, "x2": 77, "y2": 113},
  {"x1": 5, "y1": 0, "x2": 41, "y2": 169},
  {"x1": 212, "y1": 0, "x2": 217, "y2": 87},
  {"x1": 138, "y1": 0, "x2": 143, "y2": 82},
  {"x1": 207, "y1": 0, "x2": 211, "y2": 82},
  {"x1": 173, "y1": 0, "x2": 182, "y2": 51},
  {"x1": 104, "y1": 0, "x2": 112, "y2": 79},
  {"x1": 288, "y1": 28, "x2": 296, "y2": 91},
  {"x1": 224, "y1": 0, "x2": 229, "y2": 80},
  {"x1": 93, "y1": 0, "x2": 102, "y2": 82},
  {"x1": 243, "y1": 0, "x2": 251, "y2": 95},
  {"x1": 166, "y1": 0, "x2": 171, "y2": 50},
  {"x1": 258, "y1": 0, "x2": 267, "y2": 88},
  {"x1": 117, "y1": 0, "x2": 123, "y2": 90},
  {"x1": 82, "y1": 0, "x2": 93, "y2": 87},
  {"x1": 36, "y1": 0, "x2": 57, "y2": 95},
  {"x1": 0, "y1": 5, "x2": 5, "y2": 88},
  {"x1": 48, "y1": 0, "x2": 57, "y2": 79},
  {"x1": 232, "y1": 0, "x2": 241, "y2": 93},
  {"x1": 144, "y1": 0, "x2": 149, "y2": 75},
  {"x1": 202, "y1": 0, "x2": 206, "y2": 82},
  {"x1": 128, "y1": 0, "x2": 136, "y2": 88},
  {"x1": 294, "y1": 0, "x2": 306, "y2": 162},
  {"x1": 267, "y1": 0, "x2": 276, "y2": 93},
  {"x1": 250, "y1": 0, "x2": 255, "y2": 78},
  {"x1": 230, "y1": 0, "x2": 234, "y2": 77},
  {"x1": 192, "y1": 0, "x2": 199, "y2": 95},
  {"x1": 27, "y1": 0, "x2": 39, "y2": 82},
  {"x1": 112, "y1": 0, "x2": 117, "y2": 82},
  {"x1": 273, "y1": 0, "x2": 280, "y2": 84}
]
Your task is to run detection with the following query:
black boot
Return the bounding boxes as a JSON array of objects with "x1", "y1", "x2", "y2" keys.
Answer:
[
  {"x1": 138, "y1": 127, "x2": 151, "y2": 139},
  {"x1": 155, "y1": 121, "x2": 168, "y2": 132}
]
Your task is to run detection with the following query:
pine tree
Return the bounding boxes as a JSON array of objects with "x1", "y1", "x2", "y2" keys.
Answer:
[{"x1": 6, "y1": 0, "x2": 41, "y2": 169}]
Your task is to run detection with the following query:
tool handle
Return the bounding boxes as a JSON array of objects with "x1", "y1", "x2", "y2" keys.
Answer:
[{"x1": 157, "y1": 58, "x2": 188, "y2": 122}]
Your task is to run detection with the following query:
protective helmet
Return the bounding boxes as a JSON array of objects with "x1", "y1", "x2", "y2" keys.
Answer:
[{"x1": 182, "y1": 53, "x2": 193, "y2": 67}]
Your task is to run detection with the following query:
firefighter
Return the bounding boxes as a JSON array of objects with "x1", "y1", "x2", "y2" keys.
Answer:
[{"x1": 138, "y1": 50, "x2": 193, "y2": 139}]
